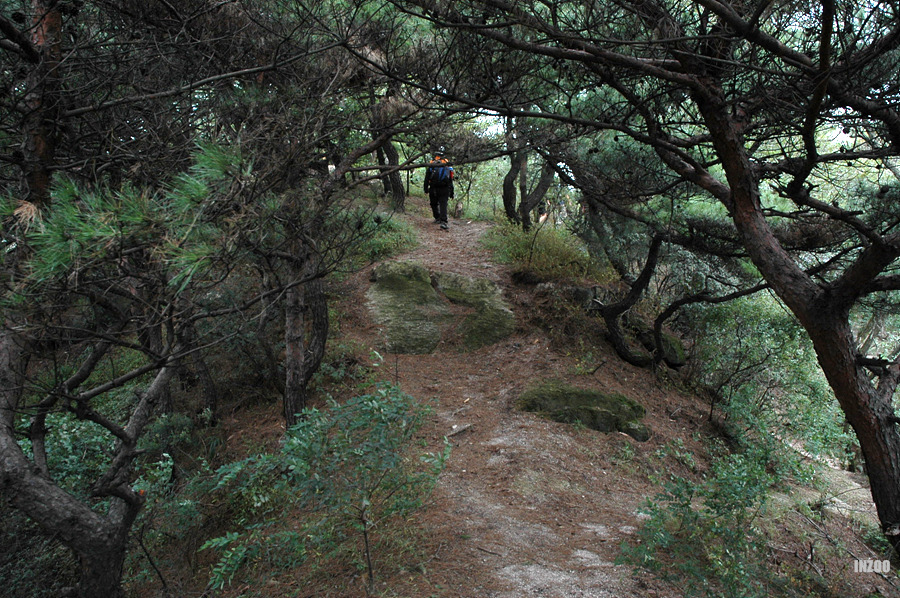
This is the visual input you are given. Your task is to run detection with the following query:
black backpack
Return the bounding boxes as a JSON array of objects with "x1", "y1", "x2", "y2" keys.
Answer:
[{"x1": 429, "y1": 158, "x2": 453, "y2": 187}]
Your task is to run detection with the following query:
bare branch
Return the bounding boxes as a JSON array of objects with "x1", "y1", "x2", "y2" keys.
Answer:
[{"x1": 0, "y1": 14, "x2": 40, "y2": 63}]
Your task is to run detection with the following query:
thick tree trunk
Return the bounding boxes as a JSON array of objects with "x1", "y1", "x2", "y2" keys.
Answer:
[
  {"x1": 3, "y1": 462, "x2": 131, "y2": 598},
  {"x1": 376, "y1": 146, "x2": 391, "y2": 196},
  {"x1": 139, "y1": 323, "x2": 172, "y2": 413},
  {"x1": 383, "y1": 139, "x2": 405, "y2": 211},
  {"x1": 283, "y1": 256, "x2": 329, "y2": 426},
  {"x1": 284, "y1": 280, "x2": 305, "y2": 424},
  {"x1": 808, "y1": 317, "x2": 900, "y2": 542},
  {"x1": 519, "y1": 162, "x2": 556, "y2": 231},
  {"x1": 252, "y1": 275, "x2": 284, "y2": 393},
  {"x1": 22, "y1": 0, "x2": 63, "y2": 206},
  {"x1": 502, "y1": 165, "x2": 519, "y2": 221},
  {"x1": 0, "y1": 327, "x2": 180, "y2": 596},
  {"x1": 503, "y1": 118, "x2": 522, "y2": 222},
  {"x1": 77, "y1": 547, "x2": 128, "y2": 598},
  {"x1": 368, "y1": 83, "x2": 405, "y2": 210}
]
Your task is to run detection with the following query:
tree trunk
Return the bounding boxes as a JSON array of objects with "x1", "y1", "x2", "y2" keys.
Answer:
[
  {"x1": 519, "y1": 161, "x2": 556, "y2": 231},
  {"x1": 0, "y1": 327, "x2": 181, "y2": 597},
  {"x1": 502, "y1": 159, "x2": 520, "y2": 221},
  {"x1": 694, "y1": 85, "x2": 900, "y2": 550},
  {"x1": 21, "y1": 0, "x2": 63, "y2": 206},
  {"x1": 502, "y1": 118, "x2": 522, "y2": 222},
  {"x1": 383, "y1": 139, "x2": 405, "y2": 211},
  {"x1": 283, "y1": 256, "x2": 329, "y2": 426},
  {"x1": 596, "y1": 237, "x2": 661, "y2": 368},
  {"x1": 807, "y1": 316, "x2": 900, "y2": 544},
  {"x1": 139, "y1": 323, "x2": 172, "y2": 413},
  {"x1": 76, "y1": 543, "x2": 128, "y2": 598},
  {"x1": 376, "y1": 146, "x2": 391, "y2": 196}
]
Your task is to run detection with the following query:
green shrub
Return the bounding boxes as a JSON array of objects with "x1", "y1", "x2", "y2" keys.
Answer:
[
  {"x1": 351, "y1": 212, "x2": 418, "y2": 265},
  {"x1": 685, "y1": 296, "x2": 857, "y2": 467},
  {"x1": 620, "y1": 444, "x2": 775, "y2": 598},
  {"x1": 482, "y1": 221, "x2": 611, "y2": 282},
  {"x1": 202, "y1": 384, "x2": 449, "y2": 592}
]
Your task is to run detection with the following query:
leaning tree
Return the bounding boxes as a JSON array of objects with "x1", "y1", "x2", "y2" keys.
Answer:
[{"x1": 377, "y1": 0, "x2": 900, "y2": 550}]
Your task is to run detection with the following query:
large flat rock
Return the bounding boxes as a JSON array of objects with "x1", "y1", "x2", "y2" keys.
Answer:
[{"x1": 367, "y1": 261, "x2": 515, "y2": 354}]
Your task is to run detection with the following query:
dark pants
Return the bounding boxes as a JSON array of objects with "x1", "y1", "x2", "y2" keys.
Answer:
[{"x1": 429, "y1": 186, "x2": 451, "y2": 224}]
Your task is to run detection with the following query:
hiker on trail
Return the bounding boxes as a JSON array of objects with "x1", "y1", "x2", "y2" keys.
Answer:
[{"x1": 424, "y1": 148, "x2": 454, "y2": 230}]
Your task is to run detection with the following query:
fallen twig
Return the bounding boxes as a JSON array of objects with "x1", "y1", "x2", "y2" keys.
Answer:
[{"x1": 448, "y1": 423, "x2": 473, "y2": 437}]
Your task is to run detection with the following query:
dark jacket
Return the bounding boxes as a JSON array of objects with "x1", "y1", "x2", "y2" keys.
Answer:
[{"x1": 424, "y1": 156, "x2": 454, "y2": 196}]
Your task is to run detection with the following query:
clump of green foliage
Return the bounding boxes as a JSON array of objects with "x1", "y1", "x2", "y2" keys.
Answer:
[
  {"x1": 481, "y1": 221, "x2": 612, "y2": 282},
  {"x1": 201, "y1": 384, "x2": 449, "y2": 593},
  {"x1": 620, "y1": 444, "x2": 776, "y2": 598},
  {"x1": 348, "y1": 211, "x2": 418, "y2": 266},
  {"x1": 685, "y1": 295, "x2": 856, "y2": 468}
]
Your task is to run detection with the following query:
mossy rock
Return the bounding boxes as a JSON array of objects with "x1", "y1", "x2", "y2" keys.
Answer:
[
  {"x1": 367, "y1": 261, "x2": 451, "y2": 354},
  {"x1": 516, "y1": 381, "x2": 650, "y2": 441},
  {"x1": 366, "y1": 262, "x2": 515, "y2": 354},
  {"x1": 635, "y1": 327, "x2": 687, "y2": 369},
  {"x1": 660, "y1": 332, "x2": 686, "y2": 366},
  {"x1": 433, "y1": 271, "x2": 501, "y2": 305},
  {"x1": 370, "y1": 261, "x2": 436, "y2": 304},
  {"x1": 434, "y1": 271, "x2": 516, "y2": 351},
  {"x1": 459, "y1": 304, "x2": 516, "y2": 350}
]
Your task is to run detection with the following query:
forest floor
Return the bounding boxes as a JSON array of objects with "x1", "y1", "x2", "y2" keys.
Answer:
[{"x1": 215, "y1": 205, "x2": 898, "y2": 598}]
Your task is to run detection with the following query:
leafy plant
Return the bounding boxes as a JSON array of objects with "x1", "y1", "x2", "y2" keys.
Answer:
[
  {"x1": 684, "y1": 296, "x2": 857, "y2": 467},
  {"x1": 621, "y1": 444, "x2": 775, "y2": 598},
  {"x1": 203, "y1": 384, "x2": 449, "y2": 592},
  {"x1": 482, "y1": 220, "x2": 612, "y2": 282},
  {"x1": 355, "y1": 212, "x2": 418, "y2": 264}
]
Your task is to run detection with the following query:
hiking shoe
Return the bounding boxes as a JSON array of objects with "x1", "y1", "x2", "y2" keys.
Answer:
[
  {"x1": 440, "y1": 222, "x2": 449, "y2": 230},
  {"x1": 433, "y1": 218, "x2": 441, "y2": 224}
]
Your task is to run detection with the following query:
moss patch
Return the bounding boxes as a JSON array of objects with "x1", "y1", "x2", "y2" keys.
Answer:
[
  {"x1": 366, "y1": 261, "x2": 451, "y2": 354},
  {"x1": 366, "y1": 262, "x2": 515, "y2": 354},
  {"x1": 635, "y1": 327, "x2": 687, "y2": 368},
  {"x1": 516, "y1": 381, "x2": 650, "y2": 441},
  {"x1": 434, "y1": 272, "x2": 500, "y2": 305},
  {"x1": 434, "y1": 272, "x2": 516, "y2": 350},
  {"x1": 458, "y1": 304, "x2": 516, "y2": 350}
]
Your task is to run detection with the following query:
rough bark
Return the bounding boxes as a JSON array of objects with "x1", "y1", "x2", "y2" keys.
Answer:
[
  {"x1": 502, "y1": 118, "x2": 523, "y2": 221},
  {"x1": 376, "y1": 146, "x2": 391, "y2": 196},
  {"x1": 695, "y1": 84, "x2": 900, "y2": 550},
  {"x1": 808, "y1": 315, "x2": 900, "y2": 543},
  {"x1": 21, "y1": 0, "x2": 63, "y2": 206},
  {"x1": 502, "y1": 157, "x2": 521, "y2": 222},
  {"x1": 383, "y1": 139, "x2": 406, "y2": 211},
  {"x1": 283, "y1": 255, "x2": 329, "y2": 426}
]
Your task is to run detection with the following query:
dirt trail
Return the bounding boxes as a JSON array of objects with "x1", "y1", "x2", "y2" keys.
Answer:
[{"x1": 341, "y1": 215, "x2": 683, "y2": 597}]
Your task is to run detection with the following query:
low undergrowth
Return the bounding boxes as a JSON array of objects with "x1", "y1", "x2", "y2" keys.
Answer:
[
  {"x1": 481, "y1": 220, "x2": 612, "y2": 283},
  {"x1": 199, "y1": 383, "x2": 449, "y2": 595}
]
